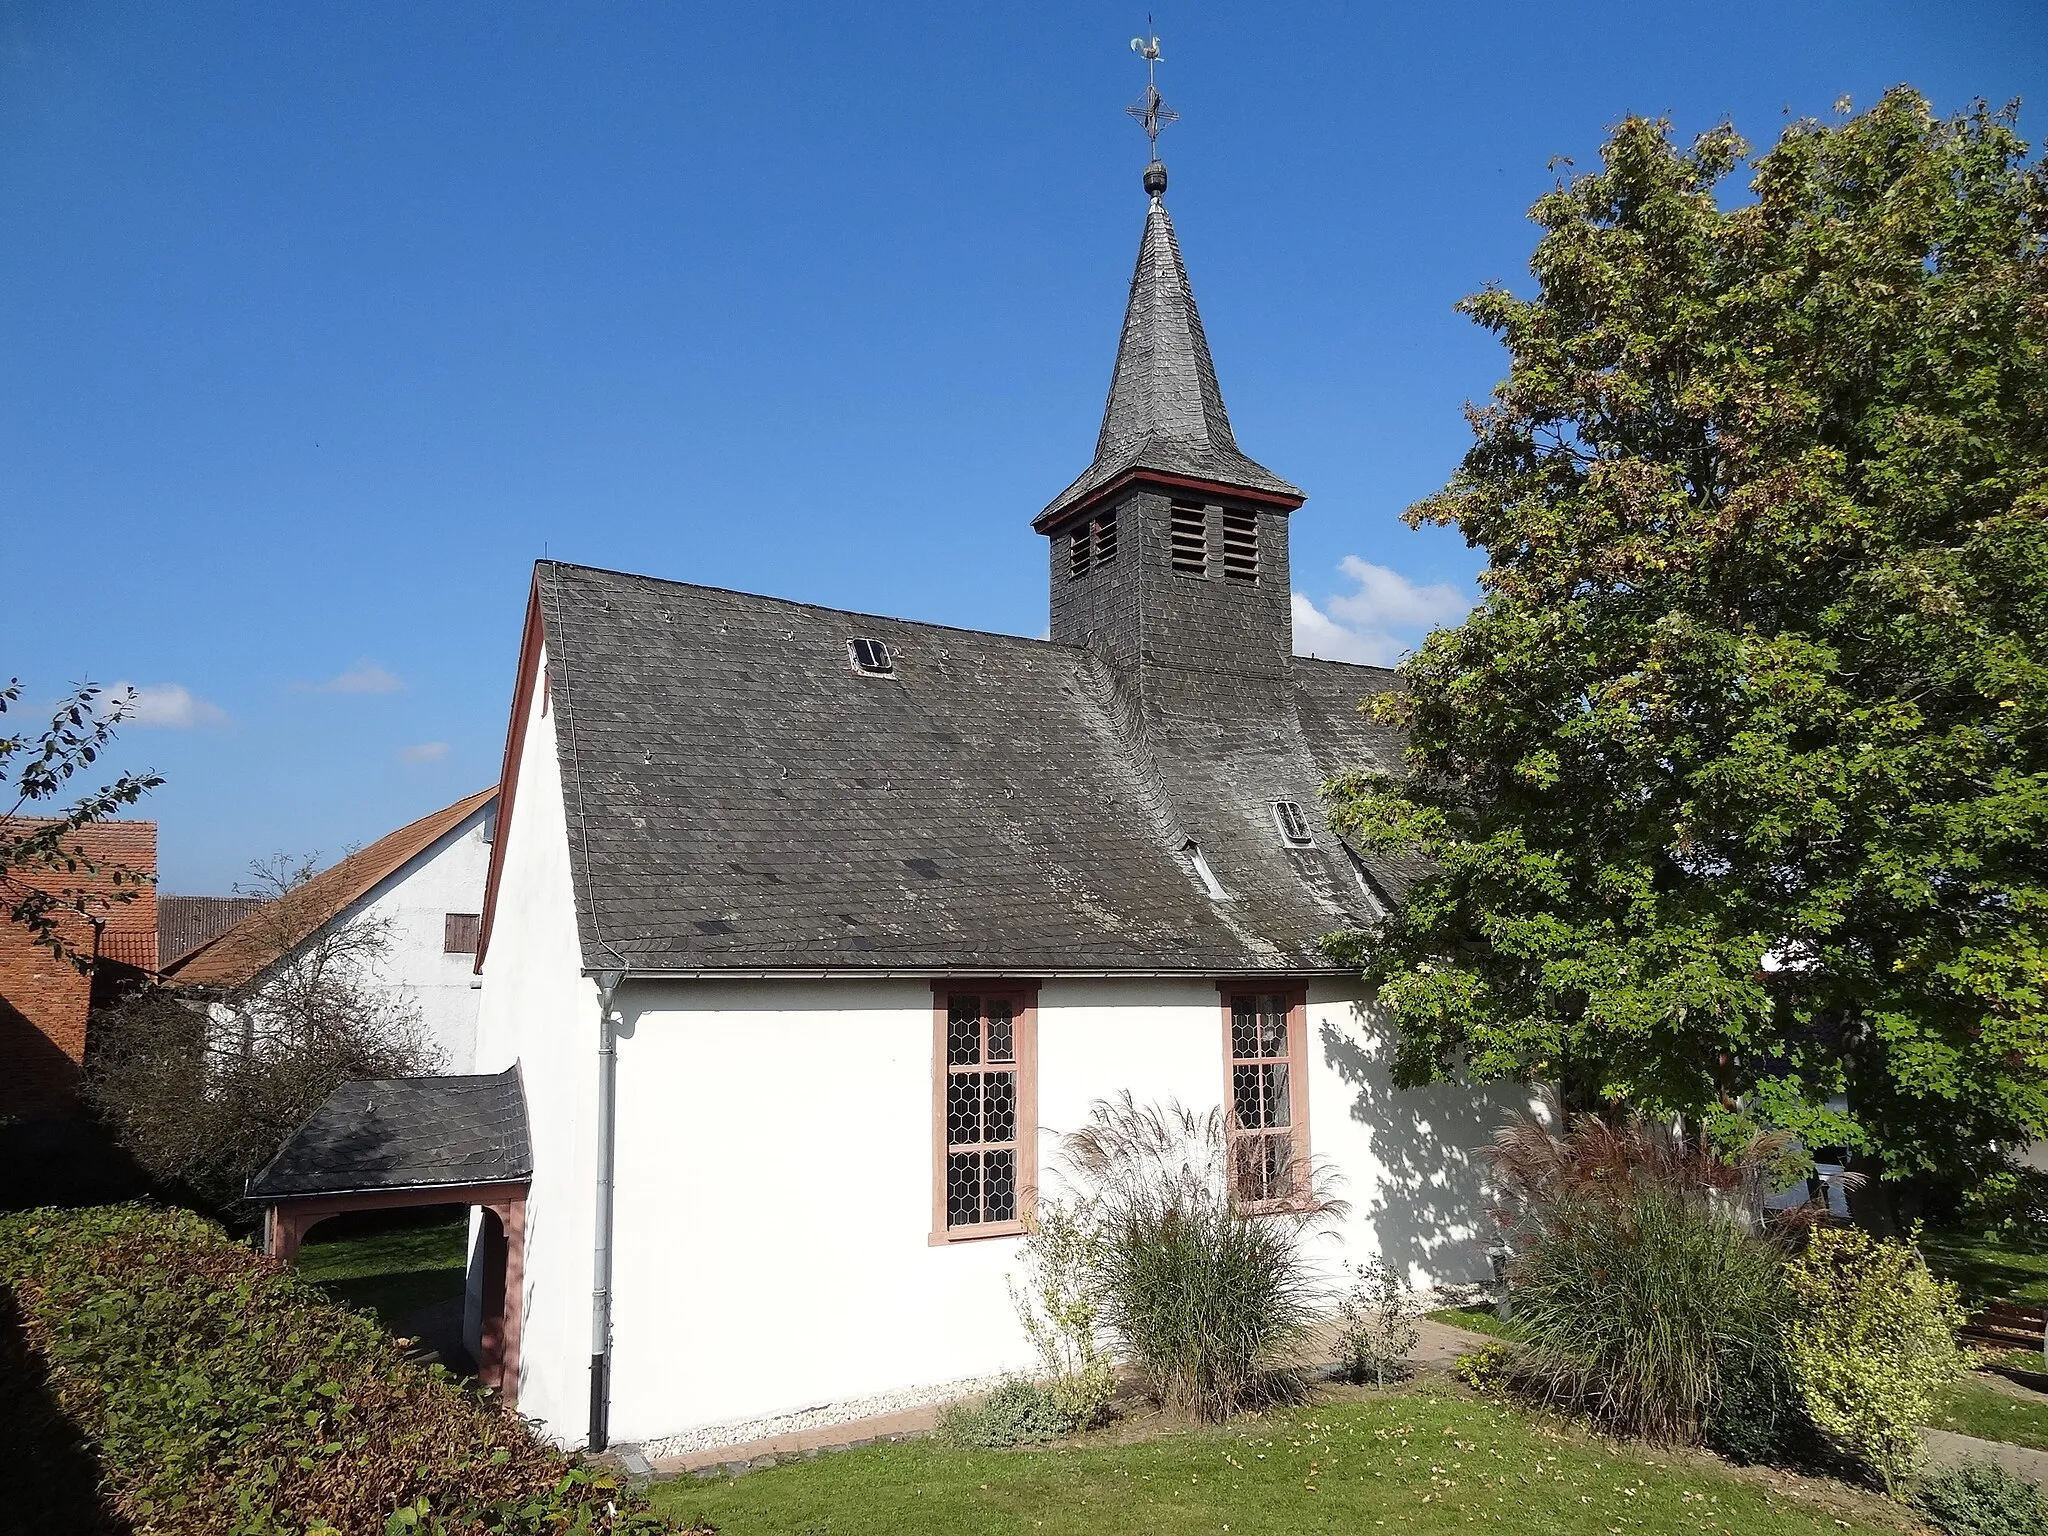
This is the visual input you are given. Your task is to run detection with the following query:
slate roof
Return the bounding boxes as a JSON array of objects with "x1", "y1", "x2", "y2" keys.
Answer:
[
  {"x1": 533, "y1": 561, "x2": 1408, "y2": 975},
  {"x1": 1038, "y1": 175, "x2": 1302, "y2": 529},
  {"x1": 246, "y1": 1069, "x2": 531, "y2": 1199},
  {"x1": 167, "y1": 788, "x2": 495, "y2": 990}
]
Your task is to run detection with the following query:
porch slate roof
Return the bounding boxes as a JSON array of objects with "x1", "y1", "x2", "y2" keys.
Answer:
[
  {"x1": 246, "y1": 1069, "x2": 531, "y2": 1200},
  {"x1": 532, "y1": 561, "x2": 1410, "y2": 976}
]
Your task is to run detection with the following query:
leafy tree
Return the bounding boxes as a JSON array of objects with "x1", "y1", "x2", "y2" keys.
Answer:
[
  {"x1": 85, "y1": 853, "x2": 437, "y2": 1206},
  {"x1": 0, "y1": 679, "x2": 162, "y2": 965},
  {"x1": 1326, "y1": 91, "x2": 2048, "y2": 1194}
]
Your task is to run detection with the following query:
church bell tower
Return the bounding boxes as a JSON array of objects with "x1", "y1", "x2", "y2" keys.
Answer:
[{"x1": 1039, "y1": 44, "x2": 1304, "y2": 700}]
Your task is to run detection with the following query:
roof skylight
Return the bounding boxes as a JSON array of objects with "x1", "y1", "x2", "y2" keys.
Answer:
[
  {"x1": 848, "y1": 638, "x2": 894, "y2": 675},
  {"x1": 1273, "y1": 800, "x2": 1313, "y2": 847}
]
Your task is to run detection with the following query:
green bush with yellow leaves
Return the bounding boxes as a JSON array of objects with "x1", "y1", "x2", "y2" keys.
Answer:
[{"x1": 1780, "y1": 1225, "x2": 1970, "y2": 1489}]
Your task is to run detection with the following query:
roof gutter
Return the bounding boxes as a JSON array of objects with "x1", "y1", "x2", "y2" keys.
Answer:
[{"x1": 245, "y1": 1174, "x2": 531, "y2": 1203}]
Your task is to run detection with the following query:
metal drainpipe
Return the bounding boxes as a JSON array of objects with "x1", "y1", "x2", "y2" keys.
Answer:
[{"x1": 588, "y1": 967, "x2": 626, "y2": 1451}]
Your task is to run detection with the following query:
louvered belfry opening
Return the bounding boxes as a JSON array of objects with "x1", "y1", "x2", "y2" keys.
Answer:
[
  {"x1": 1169, "y1": 500, "x2": 1208, "y2": 575},
  {"x1": 1067, "y1": 512, "x2": 1120, "y2": 581},
  {"x1": 1221, "y1": 508, "x2": 1258, "y2": 582},
  {"x1": 1093, "y1": 509, "x2": 1118, "y2": 567}
]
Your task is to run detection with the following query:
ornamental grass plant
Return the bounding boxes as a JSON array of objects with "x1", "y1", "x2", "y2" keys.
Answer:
[
  {"x1": 1482, "y1": 1102, "x2": 1800, "y2": 1451},
  {"x1": 1509, "y1": 1185, "x2": 1793, "y2": 1449},
  {"x1": 1061, "y1": 1093, "x2": 1344, "y2": 1422}
]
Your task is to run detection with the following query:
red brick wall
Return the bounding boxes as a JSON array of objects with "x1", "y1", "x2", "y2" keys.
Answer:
[{"x1": 0, "y1": 820, "x2": 157, "y2": 1119}]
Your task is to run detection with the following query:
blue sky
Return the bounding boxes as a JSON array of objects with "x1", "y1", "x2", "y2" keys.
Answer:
[{"x1": 3, "y1": 2, "x2": 2041, "y2": 893}]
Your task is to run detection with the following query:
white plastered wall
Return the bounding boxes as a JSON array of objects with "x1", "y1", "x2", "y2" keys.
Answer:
[
  {"x1": 209, "y1": 808, "x2": 493, "y2": 1075},
  {"x1": 344, "y1": 808, "x2": 493, "y2": 1073},
  {"x1": 1303, "y1": 983, "x2": 1534, "y2": 1293},
  {"x1": 603, "y1": 974, "x2": 1529, "y2": 1451},
  {"x1": 469, "y1": 641, "x2": 603, "y2": 1446}
]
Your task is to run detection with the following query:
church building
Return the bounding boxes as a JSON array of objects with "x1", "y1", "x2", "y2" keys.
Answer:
[{"x1": 251, "y1": 138, "x2": 1523, "y2": 1456}]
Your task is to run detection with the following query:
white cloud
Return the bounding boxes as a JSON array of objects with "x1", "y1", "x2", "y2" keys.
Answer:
[
  {"x1": 1327, "y1": 557, "x2": 1473, "y2": 630},
  {"x1": 299, "y1": 659, "x2": 402, "y2": 695},
  {"x1": 1291, "y1": 594, "x2": 1399, "y2": 665},
  {"x1": 107, "y1": 682, "x2": 229, "y2": 729},
  {"x1": 1292, "y1": 558, "x2": 1475, "y2": 667},
  {"x1": 399, "y1": 741, "x2": 450, "y2": 765}
]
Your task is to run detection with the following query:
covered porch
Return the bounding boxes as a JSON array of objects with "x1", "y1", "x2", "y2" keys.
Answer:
[{"x1": 246, "y1": 1069, "x2": 532, "y2": 1406}]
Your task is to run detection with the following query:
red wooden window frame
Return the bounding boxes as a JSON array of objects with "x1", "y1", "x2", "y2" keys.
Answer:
[
  {"x1": 1220, "y1": 986, "x2": 1310, "y2": 1210},
  {"x1": 931, "y1": 983, "x2": 1039, "y2": 1243}
]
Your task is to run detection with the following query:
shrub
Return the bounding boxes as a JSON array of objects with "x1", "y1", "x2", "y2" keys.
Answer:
[
  {"x1": 1781, "y1": 1224, "x2": 1969, "y2": 1489},
  {"x1": 1334, "y1": 1259, "x2": 1420, "y2": 1385},
  {"x1": 0, "y1": 1203, "x2": 679, "y2": 1534},
  {"x1": 1454, "y1": 1340, "x2": 1517, "y2": 1392},
  {"x1": 1010, "y1": 1199, "x2": 1116, "y2": 1429},
  {"x1": 1958, "y1": 1164, "x2": 2048, "y2": 1242},
  {"x1": 935, "y1": 1378, "x2": 1075, "y2": 1449},
  {"x1": 1061, "y1": 1093, "x2": 1344, "y2": 1422},
  {"x1": 1508, "y1": 1185, "x2": 1792, "y2": 1447},
  {"x1": 1706, "y1": 1346, "x2": 1801, "y2": 1467},
  {"x1": 1911, "y1": 1458, "x2": 2048, "y2": 1536}
]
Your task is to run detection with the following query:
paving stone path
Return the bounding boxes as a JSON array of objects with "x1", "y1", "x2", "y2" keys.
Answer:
[{"x1": 1922, "y1": 1427, "x2": 2048, "y2": 1487}]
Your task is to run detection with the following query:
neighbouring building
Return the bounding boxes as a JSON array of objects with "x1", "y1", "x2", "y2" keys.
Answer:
[
  {"x1": 165, "y1": 788, "x2": 497, "y2": 1073},
  {"x1": 157, "y1": 894, "x2": 269, "y2": 971},
  {"x1": 0, "y1": 818, "x2": 158, "y2": 1120},
  {"x1": 249, "y1": 150, "x2": 1532, "y2": 1454}
]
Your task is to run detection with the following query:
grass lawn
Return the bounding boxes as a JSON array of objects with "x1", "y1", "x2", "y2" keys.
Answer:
[
  {"x1": 293, "y1": 1210, "x2": 468, "y2": 1326},
  {"x1": 1928, "y1": 1374, "x2": 2048, "y2": 1452},
  {"x1": 648, "y1": 1387, "x2": 1907, "y2": 1536},
  {"x1": 1425, "y1": 1304, "x2": 1520, "y2": 1341},
  {"x1": 1919, "y1": 1225, "x2": 2048, "y2": 1308}
]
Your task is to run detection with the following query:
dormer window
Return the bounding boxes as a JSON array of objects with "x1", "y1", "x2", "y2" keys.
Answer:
[
  {"x1": 1272, "y1": 800, "x2": 1313, "y2": 847},
  {"x1": 1181, "y1": 839, "x2": 1228, "y2": 901},
  {"x1": 849, "y1": 638, "x2": 894, "y2": 675}
]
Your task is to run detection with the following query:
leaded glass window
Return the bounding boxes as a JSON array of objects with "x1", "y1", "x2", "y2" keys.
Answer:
[
  {"x1": 942, "y1": 993, "x2": 1025, "y2": 1230},
  {"x1": 1227, "y1": 992, "x2": 1303, "y2": 1206}
]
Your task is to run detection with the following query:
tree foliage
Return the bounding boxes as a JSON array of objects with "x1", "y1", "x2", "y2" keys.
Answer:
[
  {"x1": 0, "y1": 680, "x2": 162, "y2": 965},
  {"x1": 85, "y1": 853, "x2": 436, "y2": 1206},
  {"x1": 1326, "y1": 90, "x2": 2048, "y2": 1178}
]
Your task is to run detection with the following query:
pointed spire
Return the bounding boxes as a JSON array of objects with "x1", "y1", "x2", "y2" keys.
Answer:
[{"x1": 1037, "y1": 172, "x2": 1301, "y2": 529}]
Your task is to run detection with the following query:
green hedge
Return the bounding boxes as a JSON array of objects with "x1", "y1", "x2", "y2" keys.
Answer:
[{"x1": 0, "y1": 1204, "x2": 688, "y2": 1535}]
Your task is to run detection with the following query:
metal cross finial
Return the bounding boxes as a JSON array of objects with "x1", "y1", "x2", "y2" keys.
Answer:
[{"x1": 1126, "y1": 28, "x2": 1176, "y2": 168}]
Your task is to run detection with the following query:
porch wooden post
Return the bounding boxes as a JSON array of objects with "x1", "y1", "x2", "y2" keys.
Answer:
[
  {"x1": 477, "y1": 1190, "x2": 527, "y2": 1409},
  {"x1": 267, "y1": 1203, "x2": 311, "y2": 1266}
]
